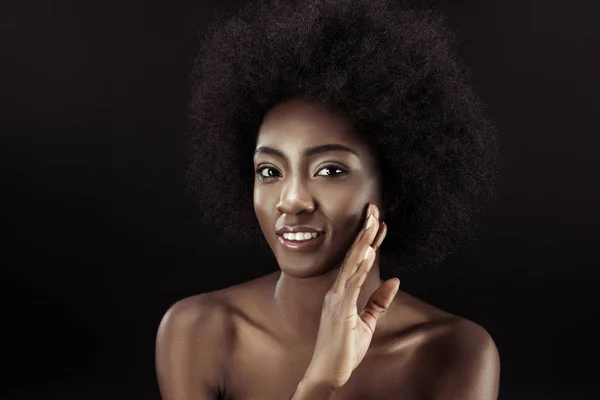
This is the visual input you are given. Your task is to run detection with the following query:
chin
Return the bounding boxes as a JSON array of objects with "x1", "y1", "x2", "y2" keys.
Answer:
[{"x1": 276, "y1": 260, "x2": 334, "y2": 279}]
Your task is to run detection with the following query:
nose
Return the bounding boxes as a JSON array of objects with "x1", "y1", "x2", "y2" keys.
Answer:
[{"x1": 276, "y1": 176, "x2": 315, "y2": 215}]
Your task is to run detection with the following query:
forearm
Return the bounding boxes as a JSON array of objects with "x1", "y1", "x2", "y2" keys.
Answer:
[{"x1": 289, "y1": 377, "x2": 337, "y2": 400}]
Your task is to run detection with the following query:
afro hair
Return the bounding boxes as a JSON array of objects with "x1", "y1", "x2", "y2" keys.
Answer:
[{"x1": 184, "y1": 0, "x2": 501, "y2": 275}]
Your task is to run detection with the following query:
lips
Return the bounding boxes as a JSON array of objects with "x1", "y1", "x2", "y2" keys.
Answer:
[
  {"x1": 275, "y1": 225, "x2": 325, "y2": 235},
  {"x1": 277, "y1": 231, "x2": 326, "y2": 251},
  {"x1": 277, "y1": 231, "x2": 324, "y2": 239}
]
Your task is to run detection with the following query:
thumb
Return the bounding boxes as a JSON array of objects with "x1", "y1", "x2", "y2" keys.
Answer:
[{"x1": 359, "y1": 278, "x2": 400, "y2": 333}]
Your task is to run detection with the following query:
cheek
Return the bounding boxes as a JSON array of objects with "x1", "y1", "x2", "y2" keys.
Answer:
[
  {"x1": 253, "y1": 186, "x2": 283, "y2": 240},
  {"x1": 253, "y1": 189, "x2": 270, "y2": 231},
  {"x1": 253, "y1": 184, "x2": 272, "y2": 210},
  {"x1": 321, "y1": 181, "x2": 372, "y2": 214},
  {"x1": 322, "y1": 193, "x2": 368, "y2": 236},
  {"x1": 321, "y1": 181, "x2": 380, "y2": 238}
]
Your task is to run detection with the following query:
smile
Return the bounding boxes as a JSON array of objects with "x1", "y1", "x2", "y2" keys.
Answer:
[{"x1": 277, "y1": 232, "x2": 325, "y2": 251}]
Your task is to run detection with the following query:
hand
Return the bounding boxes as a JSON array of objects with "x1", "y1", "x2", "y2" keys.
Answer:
[{"x1": 304, "y1": 203, "x2": 401, "y2": 389}]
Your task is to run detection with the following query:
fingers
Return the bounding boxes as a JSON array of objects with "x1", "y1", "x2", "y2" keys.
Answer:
[
  {"x1": 332, "y1": 203, "x2": 383, "y2": 294},
  {"x1": 345, "y1": 244, "x2": 376, "y2": 307},
  {"x1": 347, "y1": 204, "x2": 380, "y2": 254},
  {"x1": 359, "y1": 278, "x2": 401, "y2": 334},
  {"x1": 345, "y1": 222, "x2": 387, "y2": 306},
  {"x1": 371, "y1": 222, "x2": 387, "y2": 251}
]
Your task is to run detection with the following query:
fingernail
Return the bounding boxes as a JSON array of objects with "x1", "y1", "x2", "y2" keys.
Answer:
[{"x1": 366, "y1": 215, "x2": 373, "y2": 229}]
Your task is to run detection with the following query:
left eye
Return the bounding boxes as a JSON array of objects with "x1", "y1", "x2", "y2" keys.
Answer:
[{"x1": 317, "y1": 166, "x2": 346, "y2": 177}]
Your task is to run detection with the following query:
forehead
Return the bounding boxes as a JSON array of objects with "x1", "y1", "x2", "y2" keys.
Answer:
[{"x1": 255, "y1": 99, "x2": 367, "y2": 154}]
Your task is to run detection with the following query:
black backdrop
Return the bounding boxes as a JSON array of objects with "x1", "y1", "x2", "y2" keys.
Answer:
[{"x1": 2, "y1": 0, "x2": 599, "y2": 399}]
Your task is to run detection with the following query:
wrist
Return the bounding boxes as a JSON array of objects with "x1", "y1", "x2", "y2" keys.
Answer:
[{"x1": 290, "y1": 376, "x2": 338, "y2": 400}]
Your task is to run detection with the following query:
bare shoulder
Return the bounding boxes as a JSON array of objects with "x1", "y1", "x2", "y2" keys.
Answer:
[
  {"x1": 382, "y1": 290, "x2": 500, "y2": 399},
  {"x1": 406, "y1": 295, "x2": 501, "y2": 400},
  {"x1": 157, "y1": 272, "x2": 276, "y2": 335},
  {"x1": 157, "y1": 292, "x2": 233, "y2": 339},
  {"x1": 155, "y1": 274, "x2": 273, "y2": 360},
  {"x1": 156, "y1": 292, "x2": 234, "y2": 399},
  {"x1": 435, "y1": 316, "x2": 499, "y2": 352}
]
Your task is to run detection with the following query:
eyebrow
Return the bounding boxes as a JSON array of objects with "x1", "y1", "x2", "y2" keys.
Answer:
[{"x1": 253, "y1": 143, "x2": 359, "y2": 159}]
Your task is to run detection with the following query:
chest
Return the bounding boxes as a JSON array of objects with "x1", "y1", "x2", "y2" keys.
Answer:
[{"x1": 223, "y1": 328, "x2": 430, "y2": 400}]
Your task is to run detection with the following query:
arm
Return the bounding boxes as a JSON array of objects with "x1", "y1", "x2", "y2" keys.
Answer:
[
  {"x1": 430, "y1": 319, "x2": 501, "y2": 400},
  {"x1": 155, "y1": 294, "x2": 229, "y2": 400}
]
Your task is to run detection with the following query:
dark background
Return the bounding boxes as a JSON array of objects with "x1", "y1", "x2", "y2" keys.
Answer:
[{"x1": 2, "y1": 0, "x2": 599, "y2": 399}]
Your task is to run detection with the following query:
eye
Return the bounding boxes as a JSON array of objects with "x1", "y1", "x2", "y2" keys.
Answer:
[
  {"x1": 255, "y1": 165, "x2": 347, "y2": 181},
  {"x1": 316, "y1": 165, "x2": 347, "y2": 178},
  {"x1": 255, "y1": 166, "x2": 281, "y2": 180}
]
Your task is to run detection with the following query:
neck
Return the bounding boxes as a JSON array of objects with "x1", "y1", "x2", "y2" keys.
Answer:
[{"x1": 271, "y1": 252, "x2": 385, "y2": 346}]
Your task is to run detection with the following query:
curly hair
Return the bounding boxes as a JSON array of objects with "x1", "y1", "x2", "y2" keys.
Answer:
[{"x1": 184, "y1": 0, "x2": 501, "y2": 276}]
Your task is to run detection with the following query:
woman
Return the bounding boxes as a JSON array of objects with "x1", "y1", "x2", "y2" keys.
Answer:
[{"x1": 156, "y1": 0, "x2": 501, "y2": 398}]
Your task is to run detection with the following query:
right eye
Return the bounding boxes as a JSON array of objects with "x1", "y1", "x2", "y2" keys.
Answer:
[{"x1": 255, "y1": 166, "x2": 280, "y2": 181}]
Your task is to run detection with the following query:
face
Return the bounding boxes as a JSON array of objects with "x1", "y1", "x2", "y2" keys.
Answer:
[{"x1": 253, "y1": 98, "x2": 386, "y2": 278}]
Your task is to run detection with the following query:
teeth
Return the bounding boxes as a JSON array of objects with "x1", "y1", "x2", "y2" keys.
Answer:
[{"x1": 282, "y1": 232, "x2": 319, "y2": 241}]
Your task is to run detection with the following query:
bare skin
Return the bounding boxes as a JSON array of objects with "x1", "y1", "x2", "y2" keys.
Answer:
[
  {"x1": 157, "y1": 276, "x2": 499, "y2": 399},
  {"x1": 156, "y1": 99, "x2": 500, "y2": 399}
]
